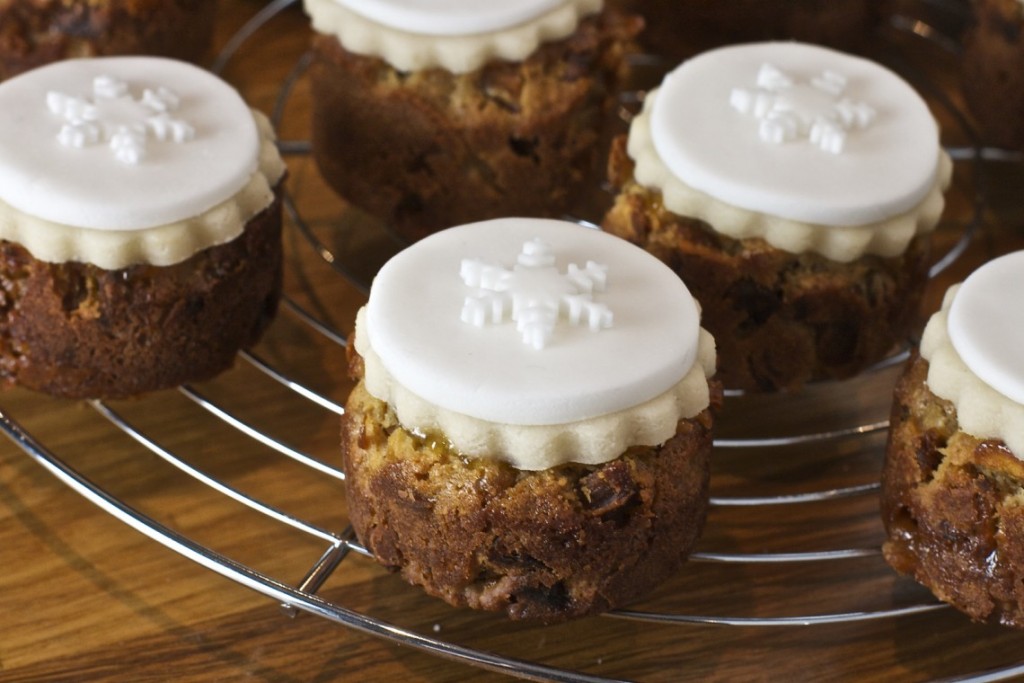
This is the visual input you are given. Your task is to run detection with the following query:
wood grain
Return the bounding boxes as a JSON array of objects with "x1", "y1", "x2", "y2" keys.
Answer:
[{"x1": 3, "y1": 1, "x2": 1024, "y2": 681}]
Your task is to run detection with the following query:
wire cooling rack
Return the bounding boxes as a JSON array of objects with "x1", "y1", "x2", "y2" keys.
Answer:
[{"x1": 4, "y1": 1, "x2": 1024, "y2": 681}]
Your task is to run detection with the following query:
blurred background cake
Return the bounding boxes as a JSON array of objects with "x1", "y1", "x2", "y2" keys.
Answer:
[
  {"x1": 0, "y1": 56, "x2": 285, "y2": 399},
  {"x1": 602, "y1": 41, "x2": 951, "y2": 392},
  {"x1": 342, "y1": 217, "x2": 718, "y2": 621},
  {"x1": 304, "y1": 0, "x2": 640, "y2": 243},
  {"x1": 962, "y1": 0, "x2": 1024, "y2": 150},
  {"x1": 610, "y1": 0, "x2": 872, "y2": 63},
  {"x1": 882, "y1": 251, "x2": 1024, "y2": 627},
  {"x1": 0, "y1": 0, "x2": 218, "y2": 81}
]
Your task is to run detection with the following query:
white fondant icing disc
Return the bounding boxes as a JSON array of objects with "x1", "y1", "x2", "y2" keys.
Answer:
[
  {"x1": 948, "y1": 250, "x2": 1024, "y2": 405},
  {"x1": 0, "y1": 57, "x2": 259, "y2": 230},
  {"x1": 366, "y1": 218, "x2": 701, "y2": 426},
  {"x1": 330, "y1": 0, "x2": 563, "y2": 36},
  {"x1": 650, "y1": 42, "x2": 941, "y2": 227}
]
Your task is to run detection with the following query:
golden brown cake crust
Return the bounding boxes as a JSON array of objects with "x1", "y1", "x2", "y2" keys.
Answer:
[
  {"x1": 341, "y1": 356, "x2": 718, "y2": 622},
  {"x1": 601, "y1": 135, "x2": 930, "y2": 393},
  {"x1": 309, "y1": 10, "x2": 641, "y2": 243},
  {"x1": 0, "y1": 0, "x2": 217, "y2": 81},
  {"x1": 0, "y1": 188, "x2": 283, "y2": 399},
  {"x1": 882, "y1": 353, "x2": 1024, "y2": 628},
  {"x1": 962, "y1": 0, "x2": 1024, "y2": 150}
]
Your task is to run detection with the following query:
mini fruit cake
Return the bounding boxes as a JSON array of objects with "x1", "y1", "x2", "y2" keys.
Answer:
[
  {"x1": 962, "y1": 0, "x2": 1024, "y2": 151},
  {"x1": 882, "y1": 251, "x2": 1024, "y2": 628},
  {"x1": 0, "y1": 56, "x2": 286, "y2": 399},
  {"x1": 341, "y1": 217, "x2": 718, "y2": 622},
  {"x1": 304, "y1": 0, "x2": 641, "y2": 243},
  {"x1": 602, "y1": 42, "x2": 952, "y2": 392},
  {"x1": 0, "y1": 0, "x2": 217, "y2": 82}
]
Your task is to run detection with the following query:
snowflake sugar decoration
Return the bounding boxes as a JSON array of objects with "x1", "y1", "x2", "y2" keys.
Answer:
[
  {"x1": 460, "y1": 238, "x2": 613, "y2": 350},
  {"x1": 46, "y1": 75, "x2": 195, "y2": 165},
  {"x1": 729, "y1": 63, "x2": 877, "y2": 154}
]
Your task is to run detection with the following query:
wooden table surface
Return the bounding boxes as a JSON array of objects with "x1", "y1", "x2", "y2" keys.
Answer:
[{"x1": 3, "y1": 1, "x2": 1024, "y2": 681}]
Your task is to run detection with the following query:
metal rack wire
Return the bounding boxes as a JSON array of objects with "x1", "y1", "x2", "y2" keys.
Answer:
[{"x1": 3, "y1": 1, "x2": 1024, "y2": 681}]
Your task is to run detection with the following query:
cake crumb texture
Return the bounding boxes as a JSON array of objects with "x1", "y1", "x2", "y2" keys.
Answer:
[
  {"x1": 0, "y1": 190, "x2": 282, "y2": 399},
  {"x1": 341, "y1": 371, "x2": 717, "y2": 622},
  {"x1": 882, "y1": 353, "x2": 1024, "y2": 628}
]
